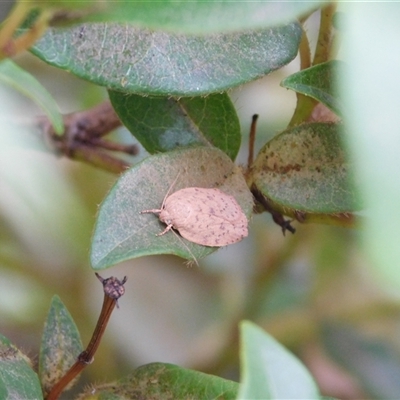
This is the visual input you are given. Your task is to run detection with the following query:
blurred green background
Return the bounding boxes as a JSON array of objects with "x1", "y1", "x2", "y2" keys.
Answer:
[{"x1": 2, "y1": 4, "x2": 400, "y2": 399}]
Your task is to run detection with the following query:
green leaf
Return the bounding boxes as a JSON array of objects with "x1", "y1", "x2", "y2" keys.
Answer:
[
  {"x1": 341, "y1": 4, "x2": 400, "y2": 288},
  {"x1": 0, "y1": 59, "x2": 63, "y2": 135},
  {"x1": 90, "y1": 147, "x2": 253, "y2": 269},
  {"x1": 47, "y1": 2, "x2": 323, "y2": 34},
  {"x1": 79, "y1": 362, "x2": 238, "y2": 399},
  {"x1": 31, "y1": 22, "x2": 301, "y2": 96},
  {"x1": 322, "y1": 323, "x2": 400, "y2": 399},
  {"x1": 109, "y1": 91, "x2": 241, "y2": 160},
  {"x1": 39, "y1": 295, "x2": 83, "y2": 396},
  {"x1": 238, "y1": 321, "x2": 320, "y2": 400},
  {"x1": 281, "y1": 60, "x2": 344, "y2": 117},
  {"x1": 249, "y1": 122, "x2": 360, "y2": 214},
  {"x1": 0, "y1": 333, "x2": 43, "y2": 400}
]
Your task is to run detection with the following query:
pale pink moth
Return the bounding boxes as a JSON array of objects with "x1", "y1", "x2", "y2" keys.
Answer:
[{"x1": 141, "y1": 187, "x2": 248, "y2": 247}]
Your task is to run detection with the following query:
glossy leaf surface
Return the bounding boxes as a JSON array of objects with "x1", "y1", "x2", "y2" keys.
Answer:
[
  {"x1": 281, "y1": 60, "x2": 344, "y2": 117},
  {"x1": 109, "y1": 91, "x2": 241, "y2": 159}
]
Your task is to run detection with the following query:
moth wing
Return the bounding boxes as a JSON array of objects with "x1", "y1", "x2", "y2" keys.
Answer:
[{"x1": 166, "y1": 188, "x2": 248, "y2": 247}]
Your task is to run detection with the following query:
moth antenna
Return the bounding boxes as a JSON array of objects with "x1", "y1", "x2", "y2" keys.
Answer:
[
  {"x1": 171, "y1": 229, "x2": 198, "y2": 266},
  {"x1": 160, "y1": 172, "x2": 181, "y2": 209}
]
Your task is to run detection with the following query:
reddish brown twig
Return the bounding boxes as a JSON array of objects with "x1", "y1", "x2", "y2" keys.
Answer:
[
  {"x1": 45, "y1": 274, "x2": 127, "y2": 400},
  {"x1": 251, "y1": 186, "x2": 296, "y2": 235}
]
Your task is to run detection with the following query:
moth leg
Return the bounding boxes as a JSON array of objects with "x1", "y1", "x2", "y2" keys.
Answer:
[
  {"x1": 140, "y1": 208, "x2": 161, "y2": 214},
  {"x1": 156, "y1": 224, "x2": 173, "y2": 236}
]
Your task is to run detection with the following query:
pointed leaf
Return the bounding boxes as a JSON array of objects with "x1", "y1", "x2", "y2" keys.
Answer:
[
  {"x1": 39, "y1": 295, "x2": 83, "y2": 396},
  {"x1": 238, "y1": 321, "x2": 320, "y2": 399},
  {"x1": 0, "y1": 333, "x2": 43, "y2": 400},
  {"x1": 0, "y1": 59, "x2": 63, "y2": 135},
  {"x1": 249, "y1": 122, "x2": 360, "y2": 215},
  {"x1": 281, "y1": 60, "x2": 344, "y2": 117},
  {"x1": 109, "y1": 91, "x2": 241, "y2": 160},
  {"x1": 90, "y1": 147, "x2": 253, "y2": 269},
  {"x1": 31, "y1": 22, "x2": 301, "y2": 96}
]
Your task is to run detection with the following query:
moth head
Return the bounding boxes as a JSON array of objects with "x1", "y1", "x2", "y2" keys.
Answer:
[{"x1": 159, "y1": 209, "x2": 172, "y2": 225}]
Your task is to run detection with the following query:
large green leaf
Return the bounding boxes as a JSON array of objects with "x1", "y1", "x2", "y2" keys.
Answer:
[
  {"x1": 0, "y1": 333, "x2": 43, "y2": 400},
  {"x1": 341, "y1": 4, "x2": 400, "y2": 288},
  {"x1": 0, "y1": 59, "x2": 63, "y2": 135},
  {"x1": 79, "y1": 362, "x2": 238, "y2": 399},
  {"x1": 31, "y1": 22, "x2": 301, "y2": 96},
  {"x1": 90, "y1": 147, "x2": 253, "y2": 270},
  {"x1": 238, "y1": 321, "x2": 320, "y2": 399},
  {"x1": 281, "y1": 60, "x2": 344, "y2": 117},
  {"x1": 249, "y1": 122, "x2": 360, "y2": 215},
  {"x1": 108, "y1": 91, "x2": 241, "y2": 159},
  {"x1": 39, "y1": 295, "x2": 83, "y2": 396},
  {"x1": 46, "y1": 1, "x2": 323, "y2": 34}
]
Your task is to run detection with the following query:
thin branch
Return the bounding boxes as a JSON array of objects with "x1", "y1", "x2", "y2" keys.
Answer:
[
  {"x1": 313, "y1": 3, "x2": 337, "y2": 66},
  {"x1": 247, "y1": 114, "x2": 258, "y2": 169},
  {"x1": 288, "y1": 4, "x2": 337, "y2": 128},
  {"x1": 251, "y1": 186, "x2": 296, "y2": 235},
  {"x1": 0, "y1": 2, "x2": 31, "y2": 59},
  {"x1": 298, "y1": 23, "x2": 312, "y2": 71},
  {"x1": 90, "y1": 138, "x2": 138, "y2": 155},
  {"x1": 7, "y1": 10, "x2": 51, "y2": 57},
  {"x1": 38, "y1": 101, "x2": 123, "y2": 141},
  {"x1": 45, "y1": 274, "x2": 127, "y2": 400},
  {"x1": 71, "y1": 145, "x2": 131, "y2": 174},
  {"x1": 36, "y1": 101, "x2": 138, "y2": 174},
  {"x1": 287, "y1": 24, "x2": 316, "y2": 127}
]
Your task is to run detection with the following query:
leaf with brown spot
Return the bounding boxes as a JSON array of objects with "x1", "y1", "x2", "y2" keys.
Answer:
[{"x1": 248, "y1": 122, "x2": 361, "y2": 225}]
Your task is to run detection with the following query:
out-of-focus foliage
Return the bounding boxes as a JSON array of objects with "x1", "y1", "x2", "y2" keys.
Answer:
[{"x1": 1, "y1": 2, "x2": 400, "y2": 399}]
